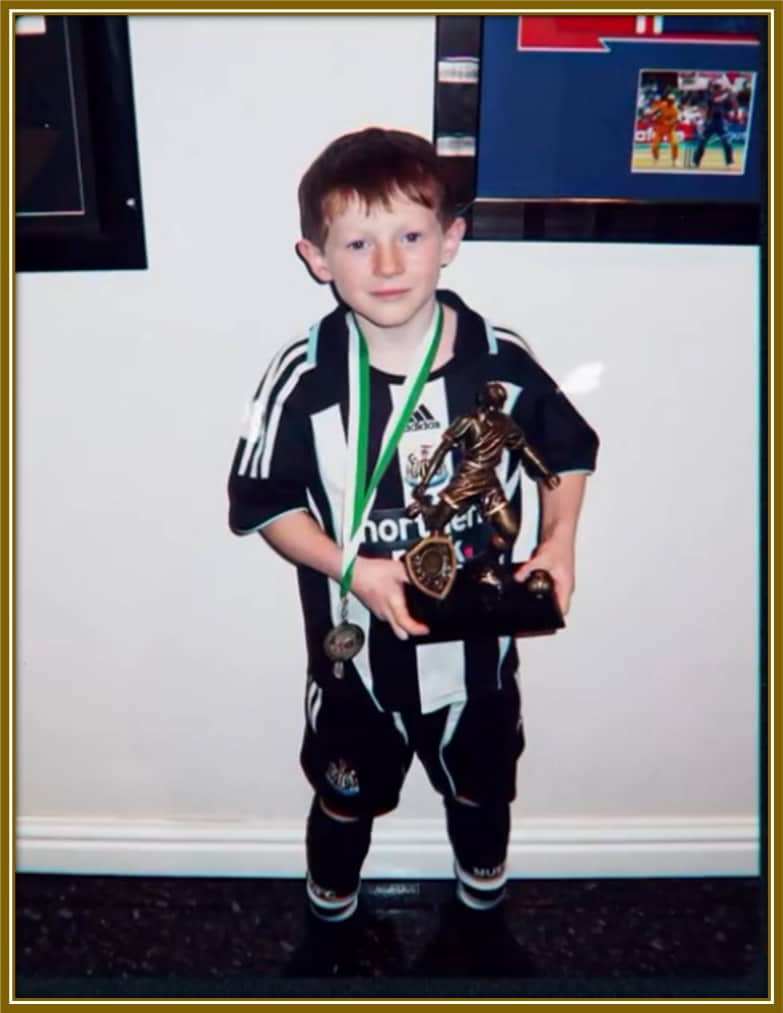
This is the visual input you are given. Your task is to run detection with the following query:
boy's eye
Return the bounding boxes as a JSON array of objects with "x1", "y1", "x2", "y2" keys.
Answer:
[
  {"x1": 347, "y1": 240, "x2": 367, "y2": 251},
  {"x1": 402, "y1": 231, "x2": 422, "y2": 243}
]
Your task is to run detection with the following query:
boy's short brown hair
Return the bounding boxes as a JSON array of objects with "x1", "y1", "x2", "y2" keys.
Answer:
[{"x1": 298, "y1": 127, "x2": 456, "y2": 247}]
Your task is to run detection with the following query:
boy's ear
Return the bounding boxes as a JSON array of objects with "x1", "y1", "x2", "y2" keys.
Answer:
[
  {"x1": 295, "y1": 239, "x2": 333, "y2": 284},
  {"x1": 440, "y1": 216, "x2": 467, "y2": 267}
]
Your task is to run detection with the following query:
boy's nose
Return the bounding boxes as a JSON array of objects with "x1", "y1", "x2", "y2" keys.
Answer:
[{"x1": 373, "y1": 243, "x2": 403, "y2": 277}]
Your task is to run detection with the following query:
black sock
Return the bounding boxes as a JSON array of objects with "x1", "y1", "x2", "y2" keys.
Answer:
[
  {"x1": 445, "y1": 796, "x2": 510, "y2": 911},
  {"x1": 305, "y1": 795, "x2": 373, "y2": 923}
]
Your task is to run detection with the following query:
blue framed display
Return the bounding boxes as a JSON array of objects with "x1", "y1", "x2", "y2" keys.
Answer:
[{"x1": 434, "y1": 14, "x2": 766, "y2": 243}]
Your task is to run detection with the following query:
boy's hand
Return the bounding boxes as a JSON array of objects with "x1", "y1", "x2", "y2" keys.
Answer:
[
  {"x1": 351, "y1": 557, "x2": 430, "y2": 641},
  {"x1": 513, "y1": 538, "x2": 576, "y2": 616}
]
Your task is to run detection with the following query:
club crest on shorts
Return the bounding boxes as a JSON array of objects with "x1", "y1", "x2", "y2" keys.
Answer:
[{"x1": 325, "y1": 758, "x2": 360, "y2": 796}]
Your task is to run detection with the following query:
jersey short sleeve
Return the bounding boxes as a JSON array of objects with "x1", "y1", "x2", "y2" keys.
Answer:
[
  {"x1": 227, "y1": 341, "x2": 313, "y2": 535},
  {"x1": 505, "y1": 344, "x2": 599, "y2": 477}
]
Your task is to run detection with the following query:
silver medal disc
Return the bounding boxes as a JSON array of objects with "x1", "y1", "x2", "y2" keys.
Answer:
[{"x1": 323, "y1": 622, "x2": 365, "y2": 663}]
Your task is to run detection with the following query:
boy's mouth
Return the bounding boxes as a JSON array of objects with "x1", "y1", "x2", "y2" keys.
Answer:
[{"x1": 370, "y1": 288, "x2": 410, "y2": 299}]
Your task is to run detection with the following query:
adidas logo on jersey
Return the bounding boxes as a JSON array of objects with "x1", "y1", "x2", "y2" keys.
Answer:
[{"x1": 405, "y1": 404, "x2": 439, "y2": 432}]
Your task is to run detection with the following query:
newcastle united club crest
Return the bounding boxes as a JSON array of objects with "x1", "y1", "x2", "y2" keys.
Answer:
[{"x1": 405, "y1": 443, "x2": 448, "y2": 488}]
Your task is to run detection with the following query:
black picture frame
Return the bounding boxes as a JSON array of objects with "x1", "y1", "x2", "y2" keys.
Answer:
[
  {"x1": 15, "y1": 14, "x2": 147, "y2": 272},
  {"x1": 433, "y1": 14, "x2": 766, "y2": 244}
]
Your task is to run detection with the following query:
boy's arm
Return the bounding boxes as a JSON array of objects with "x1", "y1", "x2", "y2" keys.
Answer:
[
  {"x1": 260, "y1": 511, "x2": 429, "y2": 640},
  {"x1": 513, "y1": 472, "x2": 588, "y2": 616},
  {"x1": 259, "y1": 510, "x2": 342, "y2": 581},
  {"x1": 503, "y1": 344, "x2": 598, "y2": 615}
]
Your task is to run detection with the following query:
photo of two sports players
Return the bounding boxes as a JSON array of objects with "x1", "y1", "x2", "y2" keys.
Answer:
[{"x1": 631, "y1": 68, "x2": 756, "y2": 174}]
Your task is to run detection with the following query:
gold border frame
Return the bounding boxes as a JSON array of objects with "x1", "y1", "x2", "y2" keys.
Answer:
[{"x1": 2, "y1": 2, "x2": 778, "y2": 1005}]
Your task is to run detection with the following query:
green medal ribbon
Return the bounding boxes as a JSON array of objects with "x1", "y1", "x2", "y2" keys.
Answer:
[{"x1": 340, "y1": 303, "x2": 444, "y2": 597}]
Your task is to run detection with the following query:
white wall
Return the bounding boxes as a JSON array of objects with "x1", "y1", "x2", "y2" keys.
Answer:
[{"x1": 16, "y1": 15, "x2": 759, "y2": 878}]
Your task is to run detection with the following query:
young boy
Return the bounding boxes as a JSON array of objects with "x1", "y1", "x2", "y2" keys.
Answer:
[{"x1": 227, "y1": 127, "x2": 599, "y2": 976}]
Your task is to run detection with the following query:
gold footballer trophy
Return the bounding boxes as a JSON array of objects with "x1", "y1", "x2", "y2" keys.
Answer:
[{"x1": 402, "y1": 382, "x2": 564, "y2": 641}]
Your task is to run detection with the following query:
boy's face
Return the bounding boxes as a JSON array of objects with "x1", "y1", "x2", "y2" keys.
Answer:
[{"x1": 296, "y1": 191, "x2": 465, "y2": 332}]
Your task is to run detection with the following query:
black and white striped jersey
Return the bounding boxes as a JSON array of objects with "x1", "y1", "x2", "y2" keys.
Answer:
[{"x1": 228, "y1": 290, "x2": 599, "y2": 714}]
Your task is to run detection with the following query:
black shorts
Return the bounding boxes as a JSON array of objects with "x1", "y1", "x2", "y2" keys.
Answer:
[{"x1": 300, "y1": 668, "x2": 525, "y2": 819}]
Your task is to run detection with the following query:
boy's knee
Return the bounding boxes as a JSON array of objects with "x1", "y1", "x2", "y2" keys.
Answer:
[
  {"x1": 308, "y1": 794, "x2": 373, "y2": 834},
  {"x1": 318, "y1": 797, "x2": 362, "y2": 822},
  {"x1": 454, "y1": 794, "x2": 481, "y2": 807}
]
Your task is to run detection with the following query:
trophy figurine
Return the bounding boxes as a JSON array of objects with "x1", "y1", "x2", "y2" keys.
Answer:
[{"x1": 402, "y1": 382, "x2": 564, "y2": 641}]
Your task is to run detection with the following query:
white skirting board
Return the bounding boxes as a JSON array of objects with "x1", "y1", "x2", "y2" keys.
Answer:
[{"x1": 16, "y1": 817, "x2": 758, "y2": 879}]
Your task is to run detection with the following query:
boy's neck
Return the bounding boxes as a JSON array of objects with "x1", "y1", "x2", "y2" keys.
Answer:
[{"x1": 355, "y1": 299, "x2": 455, "y2": 376}]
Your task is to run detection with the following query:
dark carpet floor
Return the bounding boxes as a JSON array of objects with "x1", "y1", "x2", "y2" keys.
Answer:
[{"x1": 14, "y1": 874, "x2": 767, "y2": 999}]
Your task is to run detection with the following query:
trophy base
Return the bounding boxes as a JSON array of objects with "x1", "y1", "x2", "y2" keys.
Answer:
[{"x1": 404, "y1": 565, "x2": 564, "y2": 643}]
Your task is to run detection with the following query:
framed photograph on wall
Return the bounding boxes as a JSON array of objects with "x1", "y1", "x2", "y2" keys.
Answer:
[
  {"x1": 15, "y1": 14, "x2": 147, "y2": 272},
  {"x1": 434, "y1": 14, "x2": 766, "y2": 243}
]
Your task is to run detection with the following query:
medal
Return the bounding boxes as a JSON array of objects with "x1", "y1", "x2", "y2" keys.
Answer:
[
  {"x1": 323, "y1": 622, "x2": 365, "y2": 661},
  {"x1": 324, "y1": 611, "x2": 366, "y2": 680},
  {"x1": 326, "y1": 302, "x2": 445, "y2": 679},
  {"x1": 325, "y1": 593, "x2": 366, "y2": 678}
]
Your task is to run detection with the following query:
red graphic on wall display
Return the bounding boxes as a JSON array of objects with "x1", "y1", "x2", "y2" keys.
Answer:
[{"x1": 517, "y1": 15, "x2": 758, "y2": 53}]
